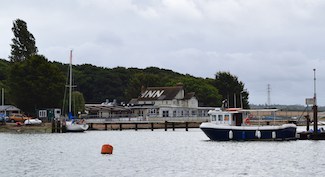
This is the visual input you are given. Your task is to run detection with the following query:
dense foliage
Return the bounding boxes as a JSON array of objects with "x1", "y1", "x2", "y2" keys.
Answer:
[
  {"x1": 1, "y1": 58, "x2": 249, "y2": 114},
  {"x1": 0, "y1": 19, "x2": 249, "y2": 114},
  {"x1": 215, "y1": 71, "x2": 249, "y2": 108},
  {"x1": 7, "y1": 55, "x2": 65, "y2": 115}
]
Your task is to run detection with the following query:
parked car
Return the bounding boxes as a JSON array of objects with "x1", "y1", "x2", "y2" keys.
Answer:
[
  {"x1": 9, "y1": 114, "x2": 32, "y2": 123},
  {"x1": 0, "y1": 113, "x2": 9, "y2": 123}
]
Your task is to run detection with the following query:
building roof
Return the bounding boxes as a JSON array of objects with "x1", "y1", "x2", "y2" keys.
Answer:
[
  {"x1": 0, "y1": 105, "x2": 20, "y2": 112},
  {"x1": 184, "y1": 92, "x2": 196, "y2": 100},
  {"x1": 85, "y1": 104, "x2": 131, "y2": 112},
  {"x1": 137, "y1": 86, "x2": 183, "y2": 101}
]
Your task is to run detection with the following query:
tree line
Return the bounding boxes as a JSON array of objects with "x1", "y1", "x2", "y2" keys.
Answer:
[{"x1": 0, "y1": 19, "x2": 249, "y2": 115}]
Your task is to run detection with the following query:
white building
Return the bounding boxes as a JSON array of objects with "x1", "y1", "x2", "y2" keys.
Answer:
[{"x1": 128, "y1": 84, "x2": 212, "y2": 120}]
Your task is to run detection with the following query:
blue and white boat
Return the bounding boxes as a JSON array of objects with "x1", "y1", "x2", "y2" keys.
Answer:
[{"x1": 200, "y1": 108, "x2": 297, "y2": 141}]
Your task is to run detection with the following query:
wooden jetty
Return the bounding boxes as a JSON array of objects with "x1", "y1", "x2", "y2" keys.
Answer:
[{"x1": 87, "y1": 121, "x2": 202, "y2": 131}]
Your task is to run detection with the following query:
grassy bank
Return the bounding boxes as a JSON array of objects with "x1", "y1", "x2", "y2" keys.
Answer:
[{"x1": 0, "y1": 123, "x2": 52, "y2": 133}]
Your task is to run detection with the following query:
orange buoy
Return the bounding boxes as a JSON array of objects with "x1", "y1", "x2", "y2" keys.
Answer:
[{"x1": 101, "y1": 144, "x2": 113, "y2": 154}]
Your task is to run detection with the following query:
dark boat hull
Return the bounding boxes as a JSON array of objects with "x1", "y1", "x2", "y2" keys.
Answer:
[{"x1": 200, "y1": 124, "x2": 296, "y2": 141}]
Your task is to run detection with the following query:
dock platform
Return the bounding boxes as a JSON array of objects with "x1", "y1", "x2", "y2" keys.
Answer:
[{"x1": 87, "y1": 121, "x2": 202, "y2": 131}]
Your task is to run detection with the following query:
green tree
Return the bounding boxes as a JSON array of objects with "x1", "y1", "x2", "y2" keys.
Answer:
[
  {"x1": 169, "y1": 76, "x2": 222, "y2": 106},
  {"x1": 73, "y1": 91, "x2": 85, "y2": 114},
  {"x1": 215, "y1": 71, "x2": 249, "y2": 108},
  {"x1": 0, "y1": 59, "x2": 10, "y2": 104},
  {"x1": 8, "y1": 55, "x2": 65, "y2": 115},
  {"x1": 62, "y1": 91, "x2": 85, "y2": 116},
  {"x1": 73, "y1": 65, "x2": 131, "y2": 103},
  {"x1": 125, "y1": 72, "x2": 169, "y2": 101},
  {"x1": 9, "y1": 19, "x2": 38, "y2": 62}
]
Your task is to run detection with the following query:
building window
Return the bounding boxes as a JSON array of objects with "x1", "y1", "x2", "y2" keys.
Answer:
[
  {"x1": 149, "y1": 109, "x2": 156, "y2": 115},
  {"x1": 163, "y1": 110, "x2": 169, "y2": 117},
  {"x1": 173, "y1": 110, "x2": 176, "y2": 117},
  {"x1": 191, "y1": 110, "x2": 196, "y2": 116}
]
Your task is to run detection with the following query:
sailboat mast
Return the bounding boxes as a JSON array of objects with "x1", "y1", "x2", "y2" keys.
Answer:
[
  {"x1": 69, "y1": 50, "x2": 73, "y2": 113},
  {"x1": 1, "y1": 88, "x2": 4, "y2": 106}
]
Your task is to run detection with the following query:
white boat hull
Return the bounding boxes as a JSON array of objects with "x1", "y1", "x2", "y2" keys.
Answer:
[
  {"x1": 66, "y1": 120, "x2": 89, "y2": 132},
  {"x1": 24, "y1": 119, "x2": 42, "y2": 125}
]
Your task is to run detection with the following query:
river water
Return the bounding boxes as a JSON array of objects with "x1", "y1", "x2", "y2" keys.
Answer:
[{"x1": 1, "y1": 128, "x2": 325, "y2": 177}]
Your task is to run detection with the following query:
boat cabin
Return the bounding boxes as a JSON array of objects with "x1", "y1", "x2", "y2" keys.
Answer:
[
  {"x1": 208, "y1": 108, "x2": 280, "y2": 126},
  {"x1": 208, "y1": 108, "x2": 243, "y2": 126}
]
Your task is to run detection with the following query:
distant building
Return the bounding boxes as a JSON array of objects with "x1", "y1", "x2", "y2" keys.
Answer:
[
  {"x1": 85, "y1": 99, "x2": 132, "y2": 118},
  {"x1": 83, "y1": 85, "x2": 213, "y2": 121},
  {"x1": 0, "y1": 105, "x2": 20, "y2": 116},
  {"x1": 127, "y1": 84, "x2": 212, "y2": 120}
]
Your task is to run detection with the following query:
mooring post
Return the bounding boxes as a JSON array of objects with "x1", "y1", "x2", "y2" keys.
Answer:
[
  {"x1": 62, "y1": 121, "x2": 66, "y2": 133},
  {"x1": 105, "y1": 123, "x2": 107, "y2": 130},
  {"x1": 172, "y1": 122, "x2": 175, "y2": 131},
  {"x1": 51, "y1": 120, "x2": 55, "y2": 133},
  {"x1": 135, "y1": 123, "x2": 138, "y2": 131},
  {"x1": 165, "y1": 121, "x2": 168, "y2": 131},
  {"x1": 90, "y1": 123, "x2": 93, "y2": 130},
  {"x1": 185, "y1": 122, "x2": 188, "y2": 131},
  {"x1": 313, "y1": 105, "x2": 318, "y2": 139},
  {"x1": 151, "y1": 123, "x2": 154, "y2": 131},
  {"x1": 306, "y1": 115, "x2": 310, "y2": 131},
  {"x1": 119, "y1": 123, "x2": 122, "y2": 131},
  {"x1": 57, "y1": 120, "x2": 61, "y2": 133}
]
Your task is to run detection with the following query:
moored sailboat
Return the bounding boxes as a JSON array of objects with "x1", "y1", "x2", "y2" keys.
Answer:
[{"x1": 64, "y1": 50, "x2": 89, "y2": 132}]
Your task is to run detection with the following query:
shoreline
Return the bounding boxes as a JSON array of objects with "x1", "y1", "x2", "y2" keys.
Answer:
[{"x1": 0, "y1": 123, "x2": 52, "y2": 133}]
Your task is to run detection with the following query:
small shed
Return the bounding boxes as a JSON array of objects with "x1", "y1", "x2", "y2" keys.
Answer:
[{"x1": 37, "y1": 108, "x2": 61, "y2": 122}]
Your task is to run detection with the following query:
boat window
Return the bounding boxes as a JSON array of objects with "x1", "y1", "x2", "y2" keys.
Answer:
[
  {"x1": 212, "y1": 115, "x2": 217, "y2": 121},
  {"x1": 224, "y1": 115, "x2": 229, "y2": 121},
  {"x1": 218, "y1": 115, "x2": 222, "y2": 121}
]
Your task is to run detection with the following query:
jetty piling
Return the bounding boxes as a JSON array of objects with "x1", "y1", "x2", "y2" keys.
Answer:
[{"x1": 51, "y1": 119, "x2": 66, "y2": 133}]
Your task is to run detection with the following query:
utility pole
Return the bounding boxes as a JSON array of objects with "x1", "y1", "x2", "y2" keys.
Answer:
[
  {"x1": 313, "y1": 69, "x2": 318, "y2": 139},
  {"x1": 234, "y1": 93, "x2": 237, "y2": 108},
  {"x1": 267, "y1": 84, "x2": 271, "y2": 108}
]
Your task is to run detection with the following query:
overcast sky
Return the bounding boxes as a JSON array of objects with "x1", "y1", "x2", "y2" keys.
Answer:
[{"x1": 1, "y1": 0, "x2": 325, "y2": 106}]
